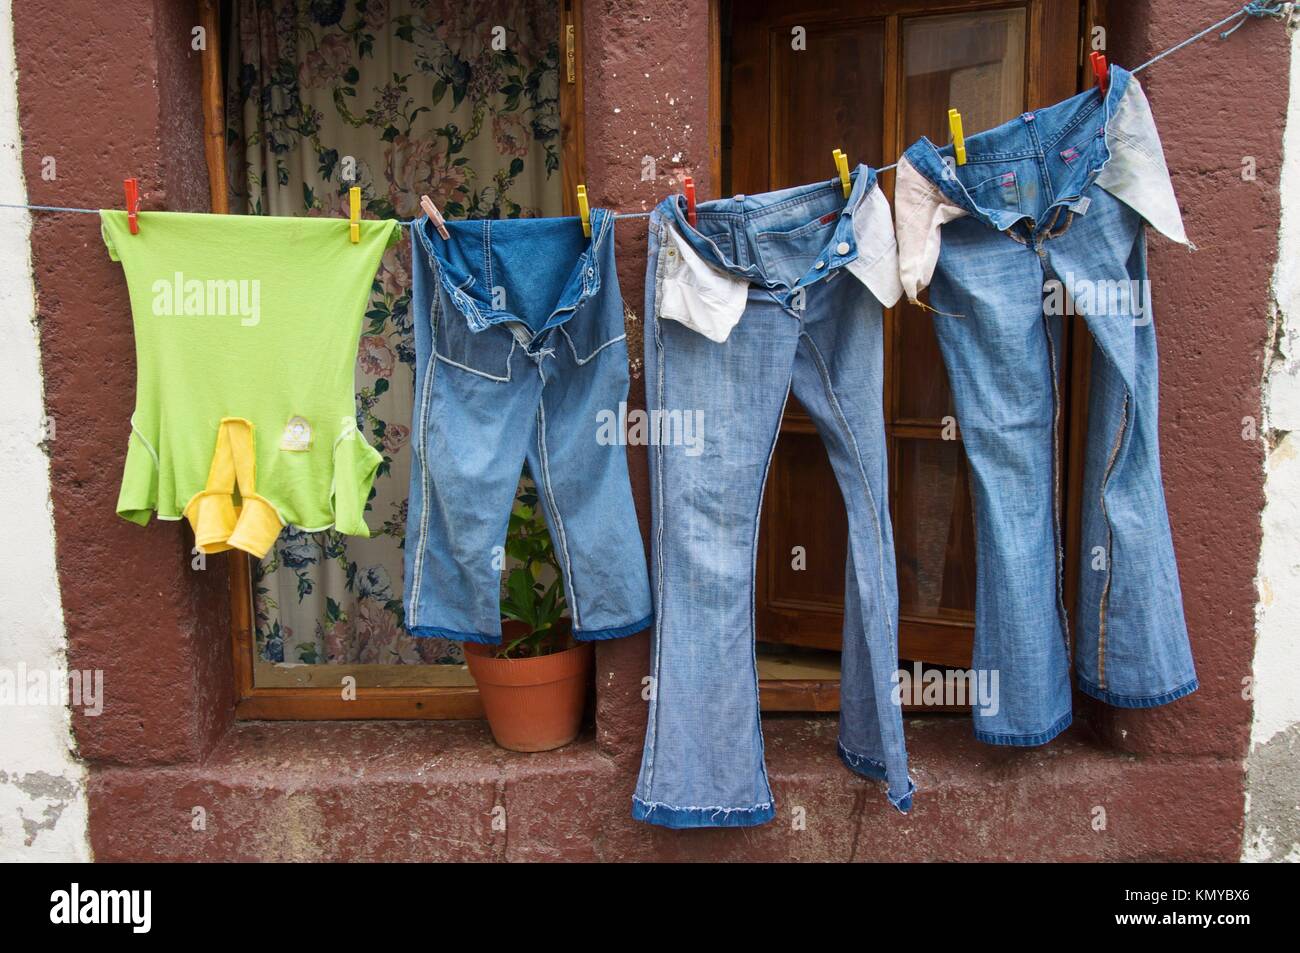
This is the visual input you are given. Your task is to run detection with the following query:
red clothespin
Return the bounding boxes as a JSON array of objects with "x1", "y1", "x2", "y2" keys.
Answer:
[
  {"x1": 1090, "y1": 51, "x2": 1109, "y2": 94},
  {"x1": 419, "y1": 195, "x2": 450, "y2": 239},
  {"x1": 123, "y1": 177, "x2": 140, "y2": 234},
  {"x1": 683, "y1": 175, "x2": 697, "y2": 227}
]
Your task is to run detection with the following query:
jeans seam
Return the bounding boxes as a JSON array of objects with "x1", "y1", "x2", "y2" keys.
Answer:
[
  {"x1": 1041, "y1": 303, "x2": 1070, "y2": 653},
  {"x1": 744, "y1": 380, "x2": 789, "y2": 812},
  {"x1": 1096, "y1": 390, "x2": 1130, "y2": 690},
  {"x1": 973, "y1": 710, "x2": 1072, "y2": 746},
  {"x1": 535, "y1": 393, "x2": 580, "y2": 630},
  {"x1": 432, "y1": 349, "x2": 513, "y2": 383},
  {"x1": 408, "y1": 288, "x2": 442, "y2": 621},
  {"x1": 559, "y1": 325, "x2": 627, "y2": 365},
  {"x1": 642, "y1": 235, "x2": 670, "y2": 796},
  {"x1": 1023, "y1": 115, "x2": 1056, "y2": 218},
  {"x1": 801, "y1": 331, "x2": 902, "y2": 800},
  {"x1": 1077, "y1": 675, "x2": 1198, "y2": 708},
  {"x1": 800, "y1": 333, "x2": 896, "y2": 641},
  {"x1": 1043, "y1": 94, "x2": 1105, "y2": 149},
  {"x1": 1107, "y1": 127, "x2": 1157, "y2": 163}
]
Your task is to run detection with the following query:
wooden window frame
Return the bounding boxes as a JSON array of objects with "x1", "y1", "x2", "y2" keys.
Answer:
[{"x1": 198, "y1": 0, "x2": 588, "y2": 720}]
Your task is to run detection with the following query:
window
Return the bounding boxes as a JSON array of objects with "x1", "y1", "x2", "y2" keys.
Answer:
[
  {"x1": 722, "y1": 0, "x2": 1095, "y2": 710},
  {"x1": 201, "y1": 0, "x2": 588, "y2": 719}
]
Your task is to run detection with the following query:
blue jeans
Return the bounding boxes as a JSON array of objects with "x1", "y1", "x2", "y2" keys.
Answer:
[
  {"x1": 632, "y1": 167, "x2": 915, "y2": 829},
  {"x1": 404, "y1": 210, "x2": 652, "y2": 644},
  {"x1": 894, "y1": 64, "x2": 1198, "y2": 744}
]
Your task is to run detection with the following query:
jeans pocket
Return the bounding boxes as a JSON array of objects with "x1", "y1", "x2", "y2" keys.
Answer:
[
  {"x1": 559, "y1": 302, "x2": 626, "y2": 365},
  {"x1": 657, "y1": 227, "x2": 749, "y2": 344},
  {"x1": 433, "y1": 294, "x2": 518, "y2": 382},
  {"x1": 969, "y1": 170, "x2": 1021, "y2": 213}
]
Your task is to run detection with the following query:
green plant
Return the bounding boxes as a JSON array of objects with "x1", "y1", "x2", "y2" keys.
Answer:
[{"x1": 498, "y1": 477, "x2": 569, "y2": 659}]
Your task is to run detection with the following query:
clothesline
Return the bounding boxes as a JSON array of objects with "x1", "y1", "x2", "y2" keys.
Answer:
[
  {"x1": 0, "y1": 201, "x2": 658, "y2": 222},
  {"x1": 0, "y1": 0, "x2": 1289, "y2": 222}
]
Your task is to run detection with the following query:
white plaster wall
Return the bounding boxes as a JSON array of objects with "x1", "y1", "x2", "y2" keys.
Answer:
[
  {"x1": 1245, "y1": 19, "x2": 1300, "y2": 864},
  {"x1": 0, "y1": 0, "x2": 90, "y2": 861}
]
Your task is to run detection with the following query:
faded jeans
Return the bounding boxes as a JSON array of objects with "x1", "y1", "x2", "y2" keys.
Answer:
[{"x1": 633, "y1": 167, "x2": 916, "y2": 828}]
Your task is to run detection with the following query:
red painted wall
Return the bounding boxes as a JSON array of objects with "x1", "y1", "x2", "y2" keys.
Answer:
[
  {"x1": 14, "y1": 0, "x2": 233, "y2": 770},
  {"x1": 10, "y1": 0, "x2": 1286, "y2": 860},
  {"x1": 1090, "y1": 4, "x2": 1277, "y2": 765}
]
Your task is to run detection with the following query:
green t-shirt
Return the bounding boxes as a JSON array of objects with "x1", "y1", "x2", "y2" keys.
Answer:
[{"x1": 101, "y1": 209, "x2": 401, "y2": 557}]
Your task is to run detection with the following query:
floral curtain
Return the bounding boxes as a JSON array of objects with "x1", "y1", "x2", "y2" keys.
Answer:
[{"x1": 225, "y1": 0, "x2": 563, "y2": 667}]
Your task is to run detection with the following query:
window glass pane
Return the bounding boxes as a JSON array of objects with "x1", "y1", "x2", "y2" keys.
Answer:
[
  {"x1": 763, "y1": 429, "x2": 848, "y2": 611},
  {"x1": 894, "y1": 437, "x2": 976, "y2": 621},
  {"x1": 894, "y1": 8, "x2": 1027, "y2": 425},
  {"x1": 902, "y1": 8, "x2": 1027, "y2": 147},
  {"x1": 771, "y1": 20, "x2": 885, "y2": 187},
  {"x1": 896, "y1": 301, "x2": 955, "y2": 421}
]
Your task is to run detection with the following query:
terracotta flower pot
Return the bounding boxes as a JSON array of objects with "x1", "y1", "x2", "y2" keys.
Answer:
[{"x1": 463, "y1": 621, "x2": 592, "y2": 752}]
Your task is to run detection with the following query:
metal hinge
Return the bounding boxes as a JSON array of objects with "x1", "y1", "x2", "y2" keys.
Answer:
[{"x1": 566, "y1": 23, "x2": 576, "y2": 83}]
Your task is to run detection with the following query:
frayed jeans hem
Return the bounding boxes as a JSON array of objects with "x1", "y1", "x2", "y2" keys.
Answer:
[
  {"x1": 836, "y1": 740, "x2": 916, "y2": 813},
  {"x1": 630, "y1": 796, "x2": 775, "y2": 829}
]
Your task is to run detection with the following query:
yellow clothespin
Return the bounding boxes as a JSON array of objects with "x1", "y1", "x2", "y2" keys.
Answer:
[
  {"x1": 349, "y1": 186, "x2": 361, "y2": 243},
  {"x1": 577, "y1": 184, "x2": 591, "y2": 237},
  {"x1": 832, "y1": 149, "x2": 851, "y2": 198},
  {"x1": 948, "y1": 109, "x2": 967, "y2": 166}
]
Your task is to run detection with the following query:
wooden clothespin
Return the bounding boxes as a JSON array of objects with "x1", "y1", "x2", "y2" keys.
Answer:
[
  {"x1": 123, "y1": 177, "x2": 141, "y2": 234},
  {"x1": 683, "y1": 175, "x2": 697, "y2": 227},
  {"x1": 419, "y1": 195, "x2": 450, "y2": 239},
  {"x1": 576, "y1": 184, "x2": 591, "y2": 237},
  {"x1": 348, "y1": 186, "x2": 361, "y2": 244},
  {"x1": 1090, "y1": 51, "x2": 1109, "y2": 94},
  {"x1": 832, "y1": 149, "x2": 851, "y2": 198},
  {"x1": 948, "y1": 109, "x2": 967, "y2": 166}
]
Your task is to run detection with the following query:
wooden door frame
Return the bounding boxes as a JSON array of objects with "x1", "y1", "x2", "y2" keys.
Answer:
[{"x1": 198, "y1": 0, "x2": 587, "y2": 720}]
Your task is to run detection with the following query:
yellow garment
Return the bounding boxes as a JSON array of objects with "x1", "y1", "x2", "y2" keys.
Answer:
[{"x1": 182, "y1": 418, "x2": 284, "y2": 555}]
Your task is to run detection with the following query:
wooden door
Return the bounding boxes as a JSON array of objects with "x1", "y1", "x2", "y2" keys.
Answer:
[{"x1": 725, "y1": 0, "x2": 1085, "y2": 693}]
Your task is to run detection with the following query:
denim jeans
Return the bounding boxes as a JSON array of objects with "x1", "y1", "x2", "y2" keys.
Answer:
[
  {"x1": 893, "y1": 64, "x2": 1198, "y2": 744},
  {"x1": 404, "y1": 210, "x2": 652, "y2": 644},
  {"x1": 632, "y1": 167, "x2": 916, "y2": 829}
]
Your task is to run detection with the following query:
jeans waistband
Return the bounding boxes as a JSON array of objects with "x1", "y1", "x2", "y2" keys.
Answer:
[
  {"x1": 412, "y1": 208, "x2": 612, "y2": 336},
  {"x1": 901, "y1": 64, "x2": 1134, "y2": 233},
  {"x1": 659, "y1": 164, "x2": 881, "y2": 291}
]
